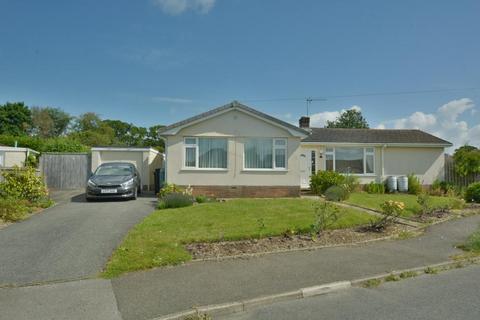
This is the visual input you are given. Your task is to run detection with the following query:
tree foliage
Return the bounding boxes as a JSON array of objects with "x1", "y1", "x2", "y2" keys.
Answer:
[
  {"x1": 326, "y1": 109, "x2": 369, "y2": 129},
  {"x1": 70, "y1": 113, "x2": 115, "y2": 146},
  {"x1": 0, "y1": 102, "x2": 32, "y2": 135},
  {"x1": 30, "y1": 106, "x2": 71, "y2": 138},
  {"x1": 453, "y1": 145, "x2": 480, "y2": 177},
  {"x1": 0, "y1": 101, "x2": 164, "y2": 151}
]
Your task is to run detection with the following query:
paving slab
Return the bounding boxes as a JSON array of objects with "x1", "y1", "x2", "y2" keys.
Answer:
[{"x1": 0, "y1": 279, "x2": 121, "y2": 320}]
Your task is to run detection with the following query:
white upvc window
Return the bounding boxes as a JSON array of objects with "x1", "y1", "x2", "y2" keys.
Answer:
[
  {"x1": 244, "y1": 138, "x2": 287, "y2": 170},
  {"x1": 183, "y1": 137, "x2": 228, "y2": 169},
  {"x1": 325, "y1": 147, "x2": 375, "y2": 175}
]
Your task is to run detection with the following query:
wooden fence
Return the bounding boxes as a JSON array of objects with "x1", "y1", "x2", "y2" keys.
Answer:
[
  {"x1": 444, "y1": 154, "x2": 480, "y2": 187},
  {"x1": 39, "y1": 153, "x2": 91, "y2": 190}
]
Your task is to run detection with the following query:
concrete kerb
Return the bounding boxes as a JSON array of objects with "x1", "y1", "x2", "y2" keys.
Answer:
[
  {"x1": 151, "y1": 257, "x2": 480, "y2": 320},
  {"x1": 152, "y1": 282, "x2": 350, "y2": 320}
]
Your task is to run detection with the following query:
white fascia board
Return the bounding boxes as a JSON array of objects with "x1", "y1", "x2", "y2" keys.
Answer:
[
  {"x1": 300, "y1": 142, "x2": 450, "y2": 148},
  {"x1": 91, "y1": 147, "x2": 162, "y2": 154}
]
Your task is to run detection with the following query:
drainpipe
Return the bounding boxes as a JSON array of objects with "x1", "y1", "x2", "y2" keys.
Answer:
[{"x1": 381, "y1": 144, "x2": 386, "y2": 181}]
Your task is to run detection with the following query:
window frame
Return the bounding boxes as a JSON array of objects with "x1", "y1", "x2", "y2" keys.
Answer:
[
  {"x1": 324, "y1": 147, "x2": 375, "y2": 176},
  {"x1": 182, "y1": 137, "x2": 228, "y2": 170},
  {"x1": 243, "y1": 138, "x2": 288, "y2": 171}
]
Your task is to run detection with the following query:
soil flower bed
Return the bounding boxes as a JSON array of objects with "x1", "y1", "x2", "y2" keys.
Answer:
[{"x1": 186, "y1": 224, "x2": 412, "y2": 260}]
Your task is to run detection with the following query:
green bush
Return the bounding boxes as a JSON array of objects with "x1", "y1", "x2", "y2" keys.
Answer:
[
  {"x1": 0, "y1": 135, "x2": 89, "y2": 153},
  {"x1": 158, "y1": 183, "x2": 186, "y2": 198},
  {"x1": 0, "y1": 197, "x2": 29, "y2": 222},
  {"x1": 365, "y1": 182, "x2": 385, "y2": 194},
  {"x1": 324, "y1": 185, "x2": 350, "y2": 201},
  {"x1": 310, "y1": 171, "x2": 345, "y2": 195},
  {"x1": 195, "y1": 195, "x2": 215, "y2": 203},
  {"x1": 342, "y1": 174, "x2": 359, "y2": 193},
  {"x1": 158, "y1": 192, "x2": 193, "y2": 209},
  {"x1": 465, "y1": 182, "x2": 480, "y2": 203},
  {"x1": 416, "y1": 193, "x2": 433, "y2": 216},
  {"x1": 407, "y1": 174, "x2": 422, "y2": 195},
  {"x1": 311, "y1": 202, "x2": 342, "y2": 235},
  {"x1": 0, "y1": 166, "x2": 48, "y2": 201}
]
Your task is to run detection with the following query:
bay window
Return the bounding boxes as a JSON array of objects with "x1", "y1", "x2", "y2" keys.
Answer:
[
  {"x1": 244, "y1": 138, "x2": 287, "y2": 169},
  {"x1": 325, "y1": 147, "x2": 375, "y2": 174},
  {"x1": 184, "y1": 137, "x2": 228, "y2": 169}
]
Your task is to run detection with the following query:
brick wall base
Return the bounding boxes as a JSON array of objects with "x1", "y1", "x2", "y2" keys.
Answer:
[{"x1": 182, "y1": 185, "x2": 301, "y2": 198}]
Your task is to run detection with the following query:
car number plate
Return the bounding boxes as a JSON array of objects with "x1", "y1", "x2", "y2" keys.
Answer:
[{"x1": 101, "y1": 189, "x2": 118, "y2": 194}]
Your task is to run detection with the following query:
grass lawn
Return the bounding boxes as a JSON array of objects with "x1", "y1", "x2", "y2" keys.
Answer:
[
  {"x1": 346, "y1": 192, "x2": 463, "y2": 217},
  {"x1": 103, "y1": 198, "x2": 374, "y2": 278}
]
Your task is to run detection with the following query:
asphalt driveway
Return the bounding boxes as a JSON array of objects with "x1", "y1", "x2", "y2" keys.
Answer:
[{"x1": 0, "y1": 190, "x2": 156, "y2": 286}]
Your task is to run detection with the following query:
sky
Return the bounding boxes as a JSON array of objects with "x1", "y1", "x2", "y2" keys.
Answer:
[{"x1": 0, "y1": 0, "x2": 479, "y2": 150}]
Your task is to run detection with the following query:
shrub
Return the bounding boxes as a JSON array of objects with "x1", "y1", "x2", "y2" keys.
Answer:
[
  {"x1": 367, "y1": 200, "x2": 404, "y2": 232},
  {"x1": 430, "y1": 179, "x2": 444, "y2": 196},
  {"x1": 416, "y1": 193, "x2": 433, "y2": 216},
  {"x1": 324, "y1": 185, "x2": 350, "y2": 201},
  {"x1": 407, "y1": 174, "x2": 422, "y2": 195},
  {"x1": 157, "y1": 192, "x2": 193, "y2": 209},
  {"x1": 310, "y1": 171, "x2": 345, "y2": 195},
  {"x1": 0, "y1": 166, "x2": 48, "y2": 201},
  {"x1": 342, "y1": 174, "x2": 359, "y2": 193},
  {"x1": 0, "y1": 197, "x2": 29, "y2": 222},
  {"x1": 195, "y1": 195, "x2": 214, "y2": 203},
  {"x1": 158, "y1": 183, "x2": 185, "y2": 198},
  {"x1": 365, "y1": 182, "x2": 385, "y2": 194},
  {"x1": 310, "y1": 202, "x2": 342, "y2": 235},
  {"x1": 0, "y1": 134, "x2": 89, "y2": 153},
  {"x1": 465, "y1": 182, "x2": 480, "y2": 203}
]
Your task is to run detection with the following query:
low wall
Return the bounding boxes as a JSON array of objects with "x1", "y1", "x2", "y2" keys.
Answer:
[{"x1": 183, "y1": 185, "x2": 301, "y2": 198}]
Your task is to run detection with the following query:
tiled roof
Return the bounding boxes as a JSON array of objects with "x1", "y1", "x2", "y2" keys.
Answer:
[
  {"x1": 302, "y1": 128, "x2": 452, "y2": 145},
  {"x1": 158, "y1": 101, "x2": 309, "y2": 136}
]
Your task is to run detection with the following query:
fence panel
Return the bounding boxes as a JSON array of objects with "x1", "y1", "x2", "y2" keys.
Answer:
[
  {"x1": 39, "y1": 153, "x2": 91, "y2": 190},
  {"x1": 444, "y1": 154, "x2": 480, "y2": 187}
]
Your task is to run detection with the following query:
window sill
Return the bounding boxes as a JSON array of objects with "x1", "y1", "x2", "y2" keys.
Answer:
[
  {"x1": 242, "y1": 169, "x2": 289, "y2": 172},
  {"x1": 180, "y1": 168, "x2": 228, "y2": 172}
]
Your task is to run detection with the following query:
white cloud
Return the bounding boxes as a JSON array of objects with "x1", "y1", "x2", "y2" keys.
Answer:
[
  {"x1": 152, "y1": 0, "x2": 216, "y2": 15},
  {"x1": 309, "y1": 105, "x2": 362, "y2": 127},
  {"x1": 379, "y1": 98, "x2": 480, "y2": 151},
  {"x1": 152, "y1": 96, "x2": 193, "y2": 103}
]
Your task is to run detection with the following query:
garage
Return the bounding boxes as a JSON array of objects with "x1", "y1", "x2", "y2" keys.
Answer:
[{"x1": 91, "y1": 147, "x2": 164, "y2": 191}]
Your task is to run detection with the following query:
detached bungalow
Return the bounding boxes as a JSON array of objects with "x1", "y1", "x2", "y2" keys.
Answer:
[{"x1": 159, "y1": 101, "x2": 452, "y2": 197}]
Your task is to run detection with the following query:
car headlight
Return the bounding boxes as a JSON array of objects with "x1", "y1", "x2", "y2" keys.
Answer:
[
  {"x1": 121, "y1": 178, "x2": 135, "y2": 188},
  {"x1": 87, "y1": 179, "x2": 96, "y2": 187}
]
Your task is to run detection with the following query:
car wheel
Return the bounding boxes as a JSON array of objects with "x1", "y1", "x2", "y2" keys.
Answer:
[{"x1": 132, "y1": 188, "x2": 138, "y2": 200}]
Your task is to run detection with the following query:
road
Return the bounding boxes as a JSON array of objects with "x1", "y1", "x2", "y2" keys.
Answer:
[
  {"x1": 0, "y1": 190, "x2": 156, "y2": 286},
  {"x1": 223, "y1": 264, "x2": 480, "y2": 320}
]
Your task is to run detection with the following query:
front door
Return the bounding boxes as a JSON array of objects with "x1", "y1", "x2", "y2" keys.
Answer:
[{"x1": 300, "y1": 149, "x2": 316, "y2": 188}]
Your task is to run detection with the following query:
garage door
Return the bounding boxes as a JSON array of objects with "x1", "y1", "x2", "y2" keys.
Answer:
[{"x1": 98, "y1": 151, "x2": 145, "y2": 188}]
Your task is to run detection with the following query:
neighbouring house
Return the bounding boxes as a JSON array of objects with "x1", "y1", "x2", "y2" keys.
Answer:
[
  {"x1": 91, "y1": 147, "x2": 164, "y2": 191},
  {"x1": 159, "y1": 101, "x2": 452, "y2": 197},
  {"x1": 0, "y1": 146, "x2": 39, "y2": 168}
]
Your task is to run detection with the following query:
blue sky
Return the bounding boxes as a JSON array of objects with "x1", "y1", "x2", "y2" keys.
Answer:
[{"x1": 1, "y1": 0, "x2": 479, "y2": 148}]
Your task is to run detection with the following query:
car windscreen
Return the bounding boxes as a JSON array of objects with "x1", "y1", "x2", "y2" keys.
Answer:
[{"x1": 95, "y1": 165, "x2": 134, "y2": 176}]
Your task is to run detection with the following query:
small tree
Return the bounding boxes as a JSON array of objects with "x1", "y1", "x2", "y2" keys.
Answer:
[
  {"x1": 453, "y1": 145, "x2": 480, "y2": 177},
  {"x1": 311, "y1": 202, "x2": 342, "y2": 235},
  {"x1": 326, "y1": 109, "x2": 369, "y2": 129}
]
